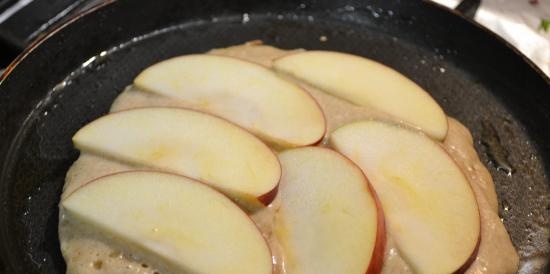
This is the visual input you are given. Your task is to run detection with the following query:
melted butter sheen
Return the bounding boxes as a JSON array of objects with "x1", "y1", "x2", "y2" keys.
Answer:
[{"x1": 59, "y1": 41, "x2": 519, "y2": 274}]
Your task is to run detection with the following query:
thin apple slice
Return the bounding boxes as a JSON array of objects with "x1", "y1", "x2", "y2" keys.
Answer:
[
  {"x1": 72, "y1": 107, "x2": 281, "y2": 209},
  {"x1": 134, "y1": 54, "x2": 326, "y2": 148},
  {"x1": 330, "y1": 120, "x2": 480, "y2": 274},
  {"x1": 275, "y1": 147, "x2": 385, "y2": 274},
  {"x1": 62, "y1": 171, "x2": 273, "y2": 274},
  {"x1": 273, "y1": 51, "x2": 448, "y2": 140}
]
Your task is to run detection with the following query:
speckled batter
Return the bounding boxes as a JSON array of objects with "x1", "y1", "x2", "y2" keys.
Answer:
[{"x1": 59, "y1": 41, "x2": 519, "y2": 274}]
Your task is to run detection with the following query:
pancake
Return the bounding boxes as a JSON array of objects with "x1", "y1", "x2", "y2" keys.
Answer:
[{"x1": 59, "y1": 41, "x2": 519, "y2": 274}]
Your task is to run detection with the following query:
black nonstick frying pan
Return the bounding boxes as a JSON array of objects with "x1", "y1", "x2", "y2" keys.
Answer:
[{"x1": 0, "y1": 0, "x2": 549, "y2": 273}]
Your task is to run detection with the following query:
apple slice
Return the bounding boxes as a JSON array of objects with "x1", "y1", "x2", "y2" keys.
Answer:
[
  {"x1": 273, "y1": 51, "x2": 448, "y2": 140},
  {"x1": 62, "y1": 171, "x2": 273, "y2": 274},
  {"x1": 275, "y1": 147, "x2": 385, "y2": 274},
  {"x1": 134, "y1": 54, "x2": 326, "y2": 148},
  {"x1": 330, "y1": 120, "x2": 480, "y2": 274},
  {"x1": 72, "y1": 107, "x2": 281, "y2": 209}
]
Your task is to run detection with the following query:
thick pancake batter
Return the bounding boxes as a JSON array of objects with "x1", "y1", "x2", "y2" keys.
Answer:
[{"x1": 59, "y1": 41, "x2": 519, "y2": 274}]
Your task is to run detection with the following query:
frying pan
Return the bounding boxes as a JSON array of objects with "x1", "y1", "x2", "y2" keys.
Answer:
[{"x1": 0, "y1": 0, "x2": 549, "y2": 273}]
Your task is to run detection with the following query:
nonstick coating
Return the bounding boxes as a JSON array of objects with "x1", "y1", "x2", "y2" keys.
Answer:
[{"x1": 1, "y1": 0, "x2": 549, "y2": 273}]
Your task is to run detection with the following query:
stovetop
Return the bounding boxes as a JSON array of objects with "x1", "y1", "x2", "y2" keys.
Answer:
[
  {"x1": 0, "y1": 0, "x2": 101, "y2": 68},
  {"x1": 1, "y1": 0, "x2": 548, "y2": 76}
]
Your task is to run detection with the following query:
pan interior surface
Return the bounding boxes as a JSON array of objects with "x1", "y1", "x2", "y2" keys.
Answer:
[{"x1": 0, "y1": 1, "x2": 549, "y2": 274}]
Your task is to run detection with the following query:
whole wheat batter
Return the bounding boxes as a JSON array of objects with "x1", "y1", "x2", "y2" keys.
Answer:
[{"x1": 59, "y1": 41, "x2": 519, "y2": 274}]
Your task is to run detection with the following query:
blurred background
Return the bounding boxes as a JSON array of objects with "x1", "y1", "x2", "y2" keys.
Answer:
[
  {"x1": 0, "y1": 0, "x2": 549, "y2": 75},
  {"x1": 433, "y1": 0, "x2": 549, "y2": 76}
]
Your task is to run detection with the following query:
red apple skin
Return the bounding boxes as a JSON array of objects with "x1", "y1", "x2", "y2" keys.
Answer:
[
  {"x1": 454, "y1": 237, "x2": 480, "y2": 274},
  {"x1": 257, "y1": 184, "x2": 279, "y2": 206},
  {"x1": 272, "y1": 52, "x2": 449, "y2": 140},
  {"x1": 255, "y1": 147, "x2": 282, "y2": 206},
  {"x1": 62, "y1": 169, "x2": 153, "y2": 199},
  {"x1": 333, "y1": 132, "x2": 480, "y2": 274},
  {"x1": 299, "y1": 84, "x2": 328, "y2": 147},
  {"x1": 68, "y1": 167, "x2": 281, "y2": 213},
  {"x1": 260, "y1": 84, "x2": 327, "y2": 149},
  {"x1": 437, "y1": 143, "x2": 482, "y2": 274},
  {"x1": 333, "y1": 149, "x2": 387, "y2": 274},
  {"x1": 252, "y1": 57, "x2": 328, "y2": 148},
  {"x1": 163, "y1": 106, "x2": 284, "y2": 206},
  {"x1": 63, "y1": 170, "x2": 276, "y2": 274},
  {"x1": 437, "y1": 142, "x2": 482, "y2": 274},
  {"x1": 332, "y1": 140, "x2": 480, "y2": 274},
  {"x1": 232, "y1": 57, "x2": 327, "y2": 148},
  {"x1": 76, "y1": 107, "x2": 283, "y2": 209},
  {"x1": 137, "y1": 55, "x2": 328, "y2": 148},
  {"x1": 365, "y1": 180, "x2": 387, "y2": 274}
]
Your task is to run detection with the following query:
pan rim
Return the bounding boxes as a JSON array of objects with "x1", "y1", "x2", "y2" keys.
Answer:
[
  {"x1": 1, "y1": 0, "x2": 547, "y2": 87},
  {"x1": 0, "y1": 0, "x2": 548, "y2": 273},
  {"x1": 0, "y1": 0, "x2": 116, "y2": 85}
]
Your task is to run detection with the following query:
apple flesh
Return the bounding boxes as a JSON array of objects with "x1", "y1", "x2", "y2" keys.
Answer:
[
  {"x1": 72, "y1": 107, "x2": 281, "y2": 209},
  {"x1": 134, "y1": 54, "x2": 326, "y2": 148},
  {"x1": 273, "y1": 51, "x2": 448, "y2": 140},
  {"x1": 62, "y1": 171, "x2": 273, "y2": 274},
  {"x1": 330, "y1": 120, "x2": 480, "y2": 274},
  {"x1": 275, "y1": 147, "x2": 385, "y2": 274}
]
